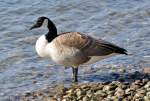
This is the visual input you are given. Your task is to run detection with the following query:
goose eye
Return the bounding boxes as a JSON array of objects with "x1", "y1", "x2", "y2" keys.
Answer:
[{"x1": 37, "y1": 21, "x2": 42, "y2": 24}]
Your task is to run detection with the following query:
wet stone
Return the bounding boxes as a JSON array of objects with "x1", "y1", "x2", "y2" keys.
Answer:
[
  {"x1": 103, "y1": 84, "x2": 117, "y2": 91},
  {"x1": 143, "y1": 68, "x2": 150, "y2": 74},
  {"x1": 146, "y1": 92, "x2": 150, "y2": 97},
  {"x1": 107, "y1": 90, "x2": 115, "y2": 96},
  {"x1": 50, "y1": 98, "x2": 57, "y2": 101},
  {"x1": 95, "y1": 90, "x2": 107, "y2": 97},
  {"x1": 142, "y1": 79, "x2": 149, "y2": 84},
  {"x1": 144, "y1": 81, "x2": 150, "y2": 89},
  {"x1": 144, "y1": 96, "x2": 150, "y2": 101},
  {"x1": 82, "y1": 96, "x2": 90, "y2": 101},
  {"x1": 134, "y1": 80, "x2": 142, "y2": 85},
  {"x1": 115, "y1": 88, "x2": 125, "y2": 97},
  {"x1": 86, "y1": 90, "x2": 94, "y2": 98}
]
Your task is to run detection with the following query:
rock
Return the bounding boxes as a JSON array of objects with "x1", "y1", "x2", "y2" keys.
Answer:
[
  {"x1": 115, "y1": 88, "x2": 125, "y2": 97},
  {"x1": 137, "y1": 89, "x2": 146, "y2": 95},
  {"x1": 144, "y1": 96, "x2": 150, "y2": 101},
  {"x1": 86, "y1": 90, "x2": 93, "y2": 98},
  {"x1": 103, "y1": 85, "x2": 110, "y2": 91},
  {"x1": 62, "y1": 99, "x2": 67, "y2": 101},
  {"x1": 125, "y1": 88, "x2": 135, "y2": 96},
  {"x1": 98, "y1": 83, "x2": 104, "y2": 89},
  {"x1": 134, "y1": 93, "x2": 144, "y2": 99},
  {"x1": 131, "y1": 81, "x2": 142, "y2": 89},
  {"x1": 95, "y1": 90, "x2": 107, "y2": 97},
  {"x1": 127, "y1": 96, "x2": 132, "y2": 100},
  {"x1": 93, "y1": 84, "x2": 104, "y2": 91},
  {"x1": 144, "y1": 81, "x2": 150, "y2": 89},
  {"x1": 143, "y1": 68, "x2": 150, "y2": 74},
  {"x1": 118, "y1": 97, "x2": 123, "y2": 101},
  {"x1": 62, "y1": 96, "x2": 73, "y2": 101},
  {"x1": 121, "y1": 84, "x2": 128, "y2": 90},
  {"x1": 107, "y1": 94, "x2": 113, "y2": 99},
  {"x1": 107, "y1": 91, "x2": 115, "y2": 96},
  {"x1": 111, "y1": 96, "x2": 118, "y2": 101},
  {"x1": 146, "y1": 92, "x2": 150, "y2": 97},
  {"x1": 123, "y1": 98, "x2": 129, "y2": 101},
  {"x1": 81, "y1": 85, "x2": 90, "y2": 89},
  {"x1": 91, "y1": 96, "x2": 98, "y2": 101},
  {"x1": 134, "y1": 80, "x2": 141, "y2": 85},
  {"x1": 134, "y1": 98, "x2": 144, "y2": 101},
  {"x1": 103, "y1": 83, "x2": 117, "y2": 91},
  {"x1": 37, "y1": 92, "x2": 43, "y2": 97},
  {"x1": 147, "y1": 88, "x2": 150, "y2": 92},
  {"x1": 77, "y1": 95, "x2": 83, "y2": 100},
  {"x1": 82, "y1": 96, "x2": 90, "y2": 101},
  {"x1": 49, "y1": 98, "x2": 57, "y2": 101},
  {"x1": 95, "y1": 94, "x2": 104, "y2": 101},
  {"x1": 76, "y1": 88, "x2": 82, "y2": 96},
  {"x1": 103, "y1": 98, "x2": 113, "y2": 101},
  {"x1": 66, "y1": 89, "x2": 74, "y2": 94},
  {"x1": 142, "y1": 79, "x2": 149, "y2": 84}
]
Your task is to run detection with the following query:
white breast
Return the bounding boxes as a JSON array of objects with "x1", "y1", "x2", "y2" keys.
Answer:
[{"x1": 35, "y1": 35, "x2": 49, "y2": 58}]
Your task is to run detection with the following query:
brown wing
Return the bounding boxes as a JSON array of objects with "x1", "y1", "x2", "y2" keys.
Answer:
[
  {"x1": 54, "y1": 32, "x2": 127, "y2": 56},
  {"x1": 54, "y1": 32, "x2": 88, "y2": 49}
]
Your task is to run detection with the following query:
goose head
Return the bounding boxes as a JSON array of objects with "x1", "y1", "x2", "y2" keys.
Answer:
[
  {"x1": 30, "y1": 16, "x2": 50, "y2": 30},
  {"x1": 30, "y1": 16, "x2": 57, "y2": 42}
]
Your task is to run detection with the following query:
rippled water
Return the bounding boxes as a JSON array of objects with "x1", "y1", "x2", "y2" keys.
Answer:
[{"x1": 0, "y1": 0, "x2": 150, "y2": 100}]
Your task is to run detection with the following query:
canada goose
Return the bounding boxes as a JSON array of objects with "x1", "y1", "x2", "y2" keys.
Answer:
[{"x1": 30, "y1": 16, "x2": 127, "y2": 82}]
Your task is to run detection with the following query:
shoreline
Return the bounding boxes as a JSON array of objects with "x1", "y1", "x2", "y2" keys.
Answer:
[{"x1": 20, "y1": 72, "x2": 150, "y2": 101}]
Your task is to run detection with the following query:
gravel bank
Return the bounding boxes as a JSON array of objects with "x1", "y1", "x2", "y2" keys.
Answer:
[{"x1": 21, "y1": 77, "x2": 150, "y2": 101}]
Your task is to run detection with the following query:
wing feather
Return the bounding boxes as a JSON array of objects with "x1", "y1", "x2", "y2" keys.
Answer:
[{"x1": 54, "y1": 32, "x2": 127, "y2": 56}]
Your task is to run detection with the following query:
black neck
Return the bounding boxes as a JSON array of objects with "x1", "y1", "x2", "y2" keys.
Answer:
[{"x1": 45, "y1": 19, "x2": 57, "y2": 42}]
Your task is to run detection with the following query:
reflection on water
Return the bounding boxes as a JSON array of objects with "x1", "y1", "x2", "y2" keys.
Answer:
[{"x1": 0, "y1": 0, "x2": 150, "y2": 100}]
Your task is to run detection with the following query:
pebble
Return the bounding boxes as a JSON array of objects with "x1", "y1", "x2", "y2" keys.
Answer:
[
  {"x1": 143, "y1": 68, "x2": 150, "y2": 74},
  {"x1": 144, "y1": 96, "x2": 150, "y2": 101},
  {"x1": 147, "y1": 92, "x2": 150, "y2": 97},
  {"x1": 96, "y1": 92, "x2": 107, "y2": 98},
  {"x1": 134, "y1": 80, "x2": 141, "y2": 85},
  {"x1": 49, "y1": 98, "x2": 57, "y2": 101},
  {"x1": 115, "y1": 88, "x2": 125, "y2": 97},
  {"x1": 142, "y1": 79, "x2": 149, "y2": 84},
  {"x1": 86, "y1": 90, "x2": 93, "y2": 98},
  {"x1": 76, "y1": 88, "x2": 82, "y2": 96},
  {"x1": 103, "y1": 84, "x2": 117, "y2": 91},
  {"x1": 82, "y1": 96, "x2": 90, "y2": 101},
  {"x1": 107, "y1": 91, "x2": 115, "y2": 96},
  {"x1": 144, "y1": 81, "x2": 150, "y2": 89}
]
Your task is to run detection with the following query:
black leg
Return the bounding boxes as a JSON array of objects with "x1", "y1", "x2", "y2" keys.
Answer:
[{"x1": 72, "y1": 67, "x2": 78, "y2": 82}]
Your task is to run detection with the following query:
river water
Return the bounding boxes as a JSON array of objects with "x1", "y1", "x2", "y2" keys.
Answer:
[{"x1": 0, "y1": 0, "x2": 150, "y2": 100}]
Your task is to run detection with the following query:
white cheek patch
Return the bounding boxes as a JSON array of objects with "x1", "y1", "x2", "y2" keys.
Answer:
[{"x1": 42, "y1": 19, "x2": 48, "y2": 28}]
